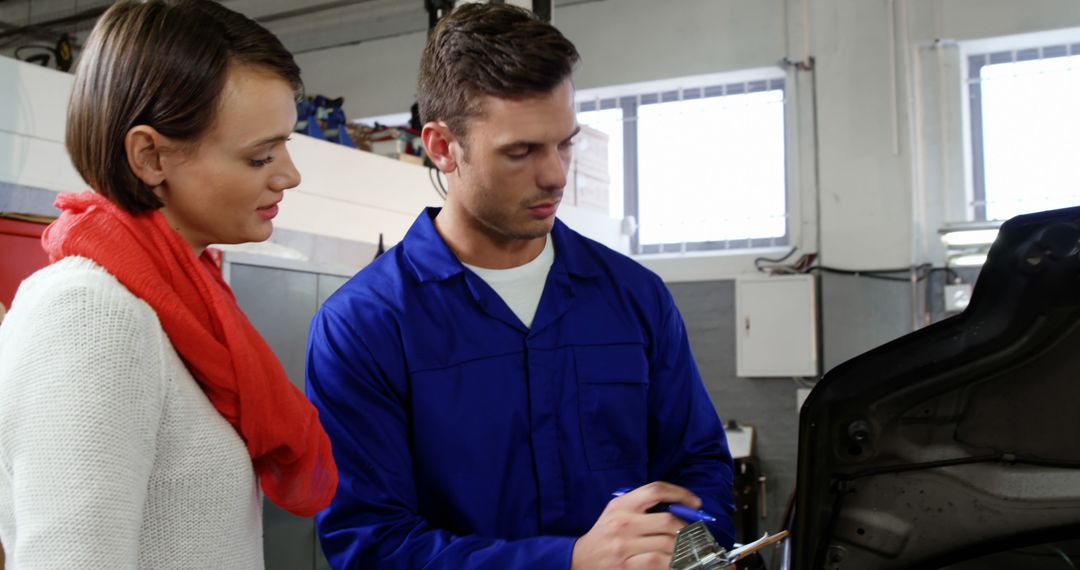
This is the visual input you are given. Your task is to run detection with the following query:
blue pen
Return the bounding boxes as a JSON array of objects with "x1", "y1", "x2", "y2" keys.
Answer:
[{"x1": 611, "y1": 487, "x2": 717, "y2": 523}]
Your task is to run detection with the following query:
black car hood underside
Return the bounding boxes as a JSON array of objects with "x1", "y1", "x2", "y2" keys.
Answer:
[{"x1": 793, "y1": 206, "x2": 1080, "y2": 569}]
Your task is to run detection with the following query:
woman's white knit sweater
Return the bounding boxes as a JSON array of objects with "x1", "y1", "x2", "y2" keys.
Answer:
[{"x1": 0, "y1": 257, "x2": 263, "y2": 569}]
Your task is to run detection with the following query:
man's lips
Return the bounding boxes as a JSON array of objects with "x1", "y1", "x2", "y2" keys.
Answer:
[{"x1": 528, "y1": 200, "x2": 559, "y2": 218}]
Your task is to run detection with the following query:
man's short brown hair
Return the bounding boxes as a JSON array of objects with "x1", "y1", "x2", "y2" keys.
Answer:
[
  {"x1": 66, "y1": 0, "x2": 302, "y2": 214},
  {"x1": 417, "y1": 3, "x2": 579, "y2": 139}
]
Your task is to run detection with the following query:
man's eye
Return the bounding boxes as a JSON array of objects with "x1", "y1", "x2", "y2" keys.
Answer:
[{"x1": 507, "y1": 146, "x2": 534, "y2": 159}]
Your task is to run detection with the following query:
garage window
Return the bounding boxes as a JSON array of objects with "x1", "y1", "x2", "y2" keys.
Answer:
[
  {"x1": 968, "y1": 44, "x2": 1080, "y2": 221},
  {"x1": 578, "y1": 71, "x2": 789, "y2": 254}
]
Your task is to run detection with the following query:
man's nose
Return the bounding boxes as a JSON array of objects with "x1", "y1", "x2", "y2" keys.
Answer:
[{"x1": 537, "y1": 147, "x2": 569, "y2": 191}]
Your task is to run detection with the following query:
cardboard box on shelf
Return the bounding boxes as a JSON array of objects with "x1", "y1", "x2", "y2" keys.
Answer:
[
  {"x1": 573, "y1": 170, "x2": 609, "y2": 212},
  {"x1": 370, "y1": 138, "x2": 409, "y2": 157},
  {"x1": 569, "y1": 124, "x2": 611, "y2": 212},
  {"x1": 398, "y1": 153, "x2": 424, "y2": 166},
  {"x1": 571, "y1": 125, "x2": 609, "y2": 173}
]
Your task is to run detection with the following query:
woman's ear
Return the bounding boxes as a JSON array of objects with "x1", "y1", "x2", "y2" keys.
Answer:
[
  {"x1": 124, "y1": 125, "x2": 168, "y2": 189},
  {"x1": 421, "y1": 121, "x2": 458, "y2": 174}
]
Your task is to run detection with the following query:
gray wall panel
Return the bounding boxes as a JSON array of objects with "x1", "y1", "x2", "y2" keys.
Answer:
[
  {"x1": 231, "y1": 263, "x2": 318, "y2": 391},
  {"x1": 667, "y1": 280, "x2": 799, "y2": 537},
  {"x1": 262, "y1": 502, "x2": 318, "y2": 570},
  {"x1": 0, "y1": 183, "x2": 61, "y2": 217},
  {"x1": 317, "y1": 274, "x2": 350, "y2": 307},
  {"x1": 669, "y1": 274, "x2": 946, "y2": 539},
  {"x1": 819, "y1": 272, "x2": 915, "y2": 372},
  {"x1": 228, "y1": 263, "x2": 324, "y2": 570}
]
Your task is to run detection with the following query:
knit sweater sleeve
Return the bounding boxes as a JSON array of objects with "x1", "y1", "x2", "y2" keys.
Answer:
[{"x1": 0, "y1": 262, "x2": 167, "y2": 568}]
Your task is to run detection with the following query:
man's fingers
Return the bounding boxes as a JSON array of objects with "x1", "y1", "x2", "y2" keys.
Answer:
[
  {"x1": 623, "y1": 533, "x2": 677, "y2": 557},
  {"x1": 602, "y1": 512, "x2": 685, "y2": 537},
  {"x1": 624, "y1": 551, "x2": 672, "y2": 570},
  {"x1": 613, "y1": 481, "x2": 702, "y2": 512},
  {"x1": 647, "y1": 512, "x2": 688, "y2": 536}
]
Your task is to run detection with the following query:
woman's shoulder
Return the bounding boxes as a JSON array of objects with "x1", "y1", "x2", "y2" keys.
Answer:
[
  {"x1": 6, "y1": 256, "x2": 163, "y2": 339},
  {"x1": 16, "y1": 256, "x2": 148, "y2": 309},
  {"x1": 21, "y1": 255, "x2": 125, "y2": 291},
  {"x1": 0, "y1": 256, "x2": 172, "y2": 409}
]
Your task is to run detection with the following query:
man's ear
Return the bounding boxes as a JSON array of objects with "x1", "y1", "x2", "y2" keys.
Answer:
[
  {"x1": 422, "y1": 121, "x2": 459, "y2": 174},
  {"x1": 124, "y1": 125, "x2": 169, "y2": 189}
]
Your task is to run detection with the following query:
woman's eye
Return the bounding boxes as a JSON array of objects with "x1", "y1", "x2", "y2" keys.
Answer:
[{"x1": 249, "y1": 155, "x2": 275, "y2": 168}]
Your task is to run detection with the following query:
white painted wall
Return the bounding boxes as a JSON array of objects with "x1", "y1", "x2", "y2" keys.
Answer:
[
  {"x1": 559, "y1": 0, "x2": 786, "y2": 92},
  {"x1": 280, "y1": 134, "x2": 625, "y2": 250},
  {"x1": 293, "y1": 0, "x2": 1080, "y2": 280},
  {"x1": 936, "y1": 0, "x2": 1080, "y2": 41},
  {"x1": 0, "y1": 55, "x2": 437, "y2": 245},
  {"x1": 293, "y1": 32, "x2": 425, "y2": 120},
  {"x1": 277, "y1": 134, "x2": 437, "y2": 245},
  {"x1": 0, "y1": 55, "x2": 624, "y2": 251},
  {"x1": 813, "y1": 0, "x2": 921, "y2": 268},
  {"x1": 294, "y1": 0, "x2": 789, "y2": 125},
  {"x1": 815, "y1": 0, "x2": 1080, "y2": 268},
  {"x1": 0, "y1": 56, "x2": 84, "y2": 193},
  {"x1": 8, "y1": 1, "x2": 1080, "y2": 274}
]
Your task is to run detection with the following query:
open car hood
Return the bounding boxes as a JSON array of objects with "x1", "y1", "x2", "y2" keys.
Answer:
[{"x1": 792, "y1": 206, "x2": 1080, "y2": 569}]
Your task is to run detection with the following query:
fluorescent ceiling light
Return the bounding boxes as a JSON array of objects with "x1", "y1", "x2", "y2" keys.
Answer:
[
  {"x1": 940, "y1": 228, "x2": 1000, "y2": 247},
  {"x1": 950, "y1": 254, "x2": 989, "y2": 267}
]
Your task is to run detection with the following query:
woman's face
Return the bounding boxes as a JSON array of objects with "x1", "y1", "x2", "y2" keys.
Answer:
[{"x1": 154, "y1": 64, "x2": 301, "y2": 253}]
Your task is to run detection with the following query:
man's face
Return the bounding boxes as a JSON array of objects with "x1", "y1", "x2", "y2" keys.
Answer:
[{"x1": 448, "y1": 78, "x2": 579, "y2": 242}]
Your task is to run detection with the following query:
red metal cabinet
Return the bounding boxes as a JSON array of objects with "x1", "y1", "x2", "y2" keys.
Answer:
[{"x1": 0, "y1": 218, "x2": 50, "y2": 310}]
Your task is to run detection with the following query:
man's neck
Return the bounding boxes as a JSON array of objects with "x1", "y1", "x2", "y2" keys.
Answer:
[{"x1": 434, "y1": 205, "x2": 547, "y2": 270}]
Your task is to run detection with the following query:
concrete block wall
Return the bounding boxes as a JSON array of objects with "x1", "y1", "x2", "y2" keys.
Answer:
[{"x1": 668, "y1": 280, "x2": 800, "y2": 536}]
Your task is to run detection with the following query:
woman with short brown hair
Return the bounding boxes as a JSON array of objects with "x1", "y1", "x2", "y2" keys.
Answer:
[{"x1": 0, "y1": 1, "x2": 337, "y2": 567}]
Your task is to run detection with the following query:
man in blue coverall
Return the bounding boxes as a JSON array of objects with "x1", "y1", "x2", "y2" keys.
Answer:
[{"x1": 306, "y1": 4, "x2": 736, "y2": 569}]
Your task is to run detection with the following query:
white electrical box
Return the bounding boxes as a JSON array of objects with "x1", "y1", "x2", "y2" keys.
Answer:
[
  {"x1": 735, "y1": 274, "x2": 818, "y2": 377},
  {"x1": 796, "y1": 387, "x2": 812, "y2": 416},
  {"x1": 944, "y1": 283, "x2": 973, "y2": 313}
]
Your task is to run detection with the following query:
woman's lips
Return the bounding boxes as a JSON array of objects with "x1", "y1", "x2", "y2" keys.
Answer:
[{"x1": 257, "y1": 203, "x2": 279, "y2": 220}]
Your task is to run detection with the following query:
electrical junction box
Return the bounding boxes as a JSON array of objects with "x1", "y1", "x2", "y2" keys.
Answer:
[{"x1": 735, "y1": 274, "x2": 818, "y2": 378}]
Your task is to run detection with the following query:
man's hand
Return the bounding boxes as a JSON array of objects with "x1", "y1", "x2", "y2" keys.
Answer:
[{"x1": 570, "y1": 481, "x2": 699, "y2": 570}]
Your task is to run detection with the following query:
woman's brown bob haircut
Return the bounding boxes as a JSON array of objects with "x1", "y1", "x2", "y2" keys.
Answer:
[
  {"x1": 417, "y1": 3, "x2": 579, "y2": 140},
  {"x1": 66, "y1": 0, "x2": 302, "y2": 214}
]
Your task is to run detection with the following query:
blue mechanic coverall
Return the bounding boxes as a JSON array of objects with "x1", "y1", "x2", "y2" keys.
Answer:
[{"x1": 306, "y1": 208, "x2": 735, "y2": 569}]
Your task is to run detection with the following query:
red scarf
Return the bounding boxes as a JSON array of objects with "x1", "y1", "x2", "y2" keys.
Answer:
[{"x1": 42, "y1": 191, "x2": 337, "y2": 517}]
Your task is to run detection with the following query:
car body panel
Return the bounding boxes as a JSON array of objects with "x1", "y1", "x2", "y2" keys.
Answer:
[{"x1": 792, "y1": 206, "x2": 1080, "y2": 569}]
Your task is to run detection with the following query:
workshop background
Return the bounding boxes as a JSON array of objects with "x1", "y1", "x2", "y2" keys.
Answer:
[{"x1": 2, "y1": 0, "x2": 1077, "y2": 567}]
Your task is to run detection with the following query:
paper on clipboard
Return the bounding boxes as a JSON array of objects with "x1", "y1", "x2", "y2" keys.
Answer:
[{"x1": 724, "y1": 530, "x2": 790, "y2": 565}]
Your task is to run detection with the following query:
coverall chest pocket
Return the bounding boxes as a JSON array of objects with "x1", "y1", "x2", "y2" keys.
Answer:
[{"x1": 575, "y1": 345, "x2": 650, "y2": 471}]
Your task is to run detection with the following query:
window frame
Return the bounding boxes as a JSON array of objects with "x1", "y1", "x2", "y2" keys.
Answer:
[
  {"x1": 576, "y1": 70, "x2": 791, "y2": 255},
  {"x1": 965, "y1": 34, "x2": 1080, "y2": 222}
]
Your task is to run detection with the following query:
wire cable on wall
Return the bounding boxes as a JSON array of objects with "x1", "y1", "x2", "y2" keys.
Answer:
[
  {"x1": 755, "y1": 247, "x2": 960, "y2": 283},
  {"x1": 428, "y1": 166, "x2": 447, "y2": 200}
]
